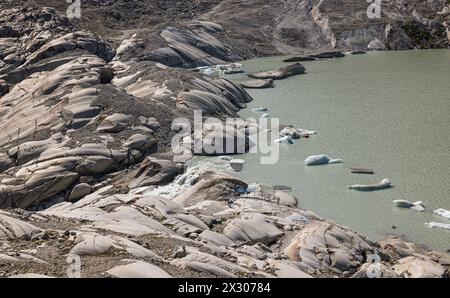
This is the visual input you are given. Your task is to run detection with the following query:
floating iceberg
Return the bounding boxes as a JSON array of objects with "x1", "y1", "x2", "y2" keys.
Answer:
[
  {"x1": 433, "y1": 209, "x2": 450, "y2": 220},
  {"x1": 280, "y1": 126, "x2": 317, "y2": 139},
  {"x1": 393, "y1": 200, "x2": 413, "y2": 208},
  {"x1": 426, "y1": 222, "x2": 450, "y2": 230},
  {"x1": 348, "y1": 179, "x2": 392, "y2": 191},
  {"x1": 196, "y1": 66, "x2": 214, "y2": 75},
  {"x1": 305, "y1": 154, "x2": 343, "y2": 166},
  {"x1": 197, "y1": 63, "x2": 244, "y2": 76},
  {"x1": 252, "y1": 107, "x2": 268, "y2": 112},
  {"x1": 410, "y1": 201, "x2": 426, "y2": 212},
  {"x1": 275, "y1": 136, "x2": 294, "y2": 144},
  {"x1": 393, "y1": 200, "x2": 426, "y2": 212},
  {"x1": 229, "y1": 159, "x2": 246, "y2": 172}
]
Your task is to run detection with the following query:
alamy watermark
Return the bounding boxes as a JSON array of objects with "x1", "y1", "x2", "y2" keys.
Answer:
[
  {"x1": 171, "y1": 110, "x2": 281, "y2": 165},
  {"x1": 66, "y1": 0, "x2": 81, "y2": 19},
  {"x1": 66, "y1": 253, "x2": 81, "y2": 278},
  {"x1": 366, "y1": 254, "x2": 383, "y2": 278},
  {"x1": 367, "y1": 0, "x2": 382, "y2": 19},
  {"x1": 64, "y1": 1, "x2": 381, "y2": 22}
]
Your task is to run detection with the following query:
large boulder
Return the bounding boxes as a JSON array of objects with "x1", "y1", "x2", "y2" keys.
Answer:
[
  {"x1": 172, "y1": 247, "x2": 251, "y2": 277},
  {"x1": 273, "y1": 191, "x2": 298, "y2": 207},
  {"x1": 392, "y1": 257, "x2": 447, "y2": 278},
  {"x1": 223, "y1": 214, "x2": 284, "y2": 245},
  {"x1": 0, "y1": 213, "x2": 42, "y2": 240},
  {"x1": 199, "y1": 230, "x2": 236, "y2": 247},
  {"x1": 284, "y1": 221, "x2": 375, "y2": 275},
  {"x1": 173, "y1": 171, "x2": 247, "y2": 207},
  {"x1": 68, "y1": 183, "x2": 92, "y2": 202}
]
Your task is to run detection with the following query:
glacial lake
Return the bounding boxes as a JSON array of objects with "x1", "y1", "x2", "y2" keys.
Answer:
[{"x1": 225, "y1": 50, "x2": 450, "y2": 252}]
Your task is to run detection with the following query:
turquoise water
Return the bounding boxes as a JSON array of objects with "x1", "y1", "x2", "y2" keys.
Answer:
[{"x1": 226, "y1": 50, "x2": 450, "y2": 252}]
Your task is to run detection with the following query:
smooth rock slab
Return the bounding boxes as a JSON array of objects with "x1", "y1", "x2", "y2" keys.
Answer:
[
  {"x1": 199, "y1": 230, "x2": 235, "y2": 247},
  {"x1": 124, "y1": 134, "x2": 151, "y2": 150},
  {"x1": 273, "y1": 191, "x2": 297, "y2": 207},
  {"x1": 69, "y1": 183, "x2": 92, "y2": 202},
  {"x1": 305, "y1": 155, "x2": 343, "y2": 166},
  {"x1": 223, "y1": 214, "x2": 283, "y2": 245},
  {"x1": 163, "y1": 217, "x2": 203, "y2": 237},
  {"x1": 177, "y1": 248, "x2": 250, "y2": 276},
  {"x1": 91, "y1": 206, "x2": 174, "y2": 237},
  {"x1": 0, "y1": 214, "x2": 42, "y2": 240},
  {"x1": 174, "y1": 214, "x2": 210, "y2": 230},
  {"x1": 173, "y1": 171, "x2": 247, "y2": 207},
  {"x1": 135, "y1": 195, "x2": 185, "y2": 216},
  {"x1": 70, "y1": 233, "x2": 114, "y2": 256},
  {"x1": 176, "y1": 261, "x2": 237, "y2": 278},
  {"x1": 0, "y1": 254, "x2": 19, "y2": 262},
  {"x1": 271, "y1": 262, "x2": 313, "y2": 278},
  {"x1": 392, "y1": 257, "x2": 446, "y2": 278},
  {"x1": 240, "y1": 79, "x2": 274, "y2": 89},
  {"x1": 97, "y1": 113, "x2": 133, "y2": 133},
  {"x1": 106, "y1": 261, "x2": 172, "y2": 278}
]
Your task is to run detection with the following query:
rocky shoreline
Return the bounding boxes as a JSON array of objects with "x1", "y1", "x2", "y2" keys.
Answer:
[
  {"x1": 1, "y1": 3, "x2": 449, "y2": 278},
  {"x1": 1, "y1": 161, "x2": 449, "y2": 278}
]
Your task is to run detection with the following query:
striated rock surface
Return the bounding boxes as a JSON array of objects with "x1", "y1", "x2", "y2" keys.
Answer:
[
  {"x1": 0, "y1": 167, "x2": 448, "y2": 278},
  {"x1": 7, "y1": 0, "x2": 446, "y2": 64},
  {"x1": 0, "y1": 6, "x2": 253, "y2": 210}
]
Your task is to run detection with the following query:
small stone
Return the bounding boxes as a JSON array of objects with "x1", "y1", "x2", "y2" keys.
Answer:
[
  {"x1": 284, "y1": 225, "x2": 293, "y2": 231},
  {"x1": 172, "y1": 246, "x2": 187, "y2": 258},
  {"x1": 229, "y1": 159, "x2": 245, "y2": 172},
  {"x1": 20, "y1": 234, "x2": 31, "y2": 241},
  {"x1": 41, "y1": 232, "x2": 50, "y2": 240},
  {"x1": 188, "y1": 233, "x2": 199, "y2": 240}
]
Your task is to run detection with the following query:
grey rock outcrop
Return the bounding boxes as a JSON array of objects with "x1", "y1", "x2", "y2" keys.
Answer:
[
  {"x1": 248, "y1": 63, "x2": 306, "y2": 80},
  {"x1": 0, "y1": 167, "x2": 448, "y2": 278},
  {"x1": 240, "y1": 79, "x2": 274, "y2": 89},
  {"x1": 0, "y1": 6, "x2": 254, "y2": 209}
]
